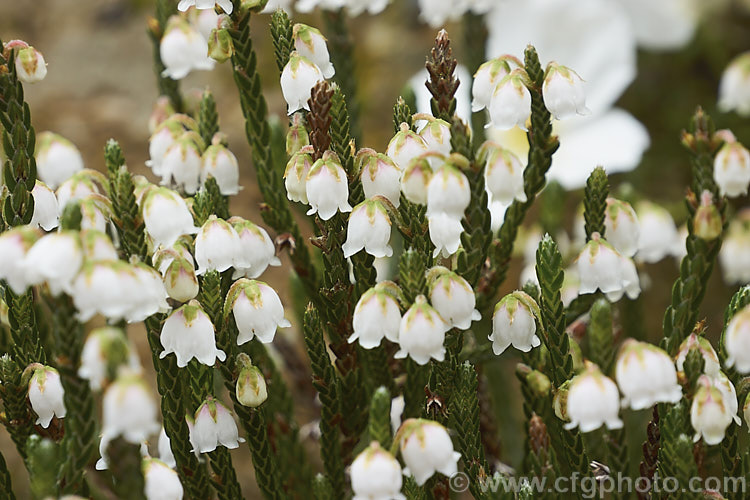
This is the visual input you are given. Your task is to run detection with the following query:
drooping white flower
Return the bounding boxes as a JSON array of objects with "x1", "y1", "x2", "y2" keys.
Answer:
[
  {"x1": 720, "y1": 211, "x2": 750, "y2": 285},
  {"x1": 416, "y1": 0, "x2": 465, "y2": 28},
  {"x1": 565, "y1": 363, "x2": 623, "y2": 433},
  {"x1": 615, "y1": 0, "x2": 699, "y2": 51},
  {"x1": 293, "y1": 24, "x2": 335, "y2": 79},
  {"x1": 428, "y1": 213, "x2": 464, "y2": 259},
  {"x1": 426, "y1": 164, "x2": 470, "y2": 220},
  {"x1": 724, "y1": 303, "x2": 750, "y2": 374},
  {"x1": 177, "y1": 0, "x2": 233, "y2": 14},
  {"x1": 70, "y1": 261, "x2": 139, "y2": 322},
  {"x1": 284, "y1": 145, "x2": 314, "y2": 204},
  {"x1": 101, "y1": 372, "x2": 160, "y2": 444},
  {"x1": 35, "y1": 132, "x2": 84, "y2": 189},
  {"x1": 30, "y1": 181, "x2": 59, "y2": 231},
  {"x1": 296, "y1": 0, "x2": 345, "y2": 14},
  {"x1": 357, "y1": 149, "x2": 402, "y2": 208},
  {"x1": 201, "y1": 143, "x2": 241, "y2": 195},
  {"x1": 149, "y1": 96, "x2": 176, "y2": 134},
  {"x1": 158, "y1": 427, "x2": 176, "y2": 469},
  {"x1": 675, "y1": 332, "x2": 721, "y2": 377},
  {"x1": 190, "y1": 5, "x2": 221, "y2": 40},
  {"x1": 396, "y1": 419, "x2": 460, "y2": 486},
  {"x1": 635, "y1": 201, "x2": 679, "y2": 263},
  {"x1": 714, "y1": 371, "x2": 742, "y2": 425},
  {"x1": 576, "y1": 234, "x2": 627, "y2": 296},
  {"x1": 691, "y1": 375, "x2": 739, "y2": 446},
  {"x1": 605, "y1": 253, "x2": 641, "y2": 302},
  {"x1": 143, "y1": 458, "x2": 184, "y2": 500},
  {"x1": 342, "y1": 199, "x2": 393, "y2": 259},
  {"x1": 236, "y1": 354, "x2": 268, "y2": 408},
  {"x1": 195, "y1": 216, "x2": 245, "y2": 275},
  {"x1": 394, "y1": 295, "x2": 449, "y2": 365},
  {"x1": 142, "y1": 187, "x2": 199, "y2": 248},
  {"x1": 11, "y1": 42, "x2": 47, "y2": 83},
  {"x1": 387, "y1": 123, "x2": 429, "y2": 171},
  {"x1": 127, "y1": 263, "x2": 171, "y2": 322},
  {"x1": 603, "y1": 198, "x2": 640, "y2": 257},
  {"x1": 349, "y1": 281, "x2": 402, "y2": 349},
  {"x1": 489, "y1": 290, "x2": 541, "y2": 355},
  {"x1": 160, "y1": 134, "x2": 203, "y2": 194},
  {"x1": 345, "y1": 0, "x2": 390, "y2": 16},
  {"x1": 262, "y1": 0, "x2": 294, "y2": 14},
  {"x1": 190, "y1": 396, "x2": 244, "y2": 453},
  {"x1": 305, "y1": 151, "x2": 352, "y2": 220},
  {"x1": 417, "y1": 116, "x2": 452, "y2": 157},
  {"x1": 719, "y1": 52, "x2": 750, "y2": 116},
  {"x1": 27, "y1": 365, "x2": 66, "y2": 428},
  {"x1": 481, "y1": 141, "x2": 526, "y2": 205},
  {"x1": 615, "y1": 340, "x2": 682, "y2": 410},
  {"x1": 78, "y1": 327, "x2": 142, "y2": 392},
  {"x1": 714, "y1": 140, "x2": 750, "y2": 198},
  {"x1": 281, "y1": 51, "x2": 325, "y2": 115},
  {"x1": 472, "y1": 56, "x2": 518, "y2": 113},
  {"x1": 24, "y1": 230, "x2": 83, "y2": 296},
  {"x1": 427, "y1": 267, "x2": 480, "y2": 330},
  {"x1": 0, "y1": 226, "x2": 41, "y2": 294},
  {"x1": 351, "y1": 442, "x2": 405, "y2": 500},
  {"x1": 488, "y1": 69, "x2": 532, "y2": 131},
  {"x1": 229, "y1": 217, "x2": 281, "y2": 279},
  {"x1": 226, "y1": 279, "x2": 291, "y2": 344},
  {"x1": 147, "y1": 114, "x2": 198, "y2": 176},
  {"x1": 542, "y1": 62, "x2": 590, "y2": 120},
  {"x1": 400, "y1": 156, "x2": 433, "y2": 205},
  {"x1": 55, "y1": 171, "x2": 102, "y2": 215},
  {"x1": 160, "y1": 16, "x2": 215, "y2": 80},
  {"x1": 160, "y1": 302, "x2": 226, "y2": 368}
]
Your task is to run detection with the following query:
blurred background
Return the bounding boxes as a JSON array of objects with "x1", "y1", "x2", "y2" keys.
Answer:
[{"x1": 3, "y1": 0, "x2": 750, "y2": 497}]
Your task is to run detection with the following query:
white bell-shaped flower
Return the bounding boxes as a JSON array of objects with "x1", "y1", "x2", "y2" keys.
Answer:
[
  {"x1": 349, "y1": 281, "x2": 402, "y2": 349},
  {"x1": 236, "y1": 355, "x2": 268, "y2": 408},
  {"x1": 481, "y1": 141, "x2": 526, "y2": 205},
  {"x1": 489, "y1": 290, "x2": 541, "y2": 355},
  {"x1": 161, "y1": 134, "x2": 203, "y2": 194},
  {"x1": 394, "y1": 295, "x2": 449, "y2": 365},
  {"x1": 691, "y1": 375, "x2": 739, "y2": 445},
  {"x1": 79, "y1": 194, "x2": 113, "y2": 234},
  {"x1": 30, "y1": 181, "x2": 59, "y2": 231},
  {"x1": 719, "y1": 52, "x2": 750, "y2": 116},
  {"x1": 158, "y1": 427, "x2": 176, "y2": 468},
  {"x1": 714, "y1": 140, "x2": 750, "y2": 198},
  {"x1": 35, "y1": 132, "x2": 84, "y2": 189},
  {"x1": 724, "y1": 304, "x2": 750, "y2": 374},
  {"x1": 0, "y1": 226, "x2": 40, "y2": 294},
  {"x1": 163, "y1": 256, "x2": 200, "y2": 303},
  {"x1": 345, "y1": 0, "x2": 389, "y2": 16},
  {"x1": 226, "y1": 279, "x2": 291, "y2": 344},
  {"x1": 576, "y1": 234, "x2": 627, "y2": 296},
  {"x1": 615, "y1": 340, "x2": 682, "y2": 410},
  {"x1": 428, "y1": 213, "x2": 464, "y2": 259},
  {"x1": 101, "y1": 372, "x2": 160, "y2": 444},
  {"x1": 293, "y1": 24, "x2": 335, "y2": 79},
  {"x1": 400, "y1": 156, "x2": 433, "y2": 205},
  {"x1": 147, "y1": 114, "x2": 197, "y2": 176},
  {"x1": 472, "y1": 56, "x2": 518, "y2": 112},
  {"x1": 195, "y1": 215, "x2": 244, "y2": 275},
  {"x1": 488, "y1": 69, "x2": 532, "y2": 131},
  {"x1": 350, "y1": 442, "x2": 405, "y2": 500},
  {"x1": 229, "y1": 217, "x2": 281, "y2": 279},
  {"x1": 191, "y1": 396, "x2": 245, "y2": 453},
  {"x1": 177, "y1": 0, "x2": 233, "y2": 14},
  {"x1": 635, "y1": 201, "x2": 679, "y2": 263},
  {"x1": 427, "y1": 267, "x2": 480, "y2": 330},
  {"x1": 201, "y1": 143, "x2": 241, "y2": 195},
  {"x1": 358, "y1": 149, "x2": 402, "y2": 208},
  {"x1": 284, "y1": 146, "x2": 314, "y2": 204},
  {"x1": 387, "y1": 123, "x2": 429, "y2": 171},
  {"x1": 24, "y1": 231, "x2": 83, "y2": 296},
  {"x1": 13, "y1": 43, "x2": 47, "y2": 84},
  {"x1": 55, "y1": 171, "x2": 101, "y2": 215},
  {"x1": 604, "y1": 254, "x2": 641, "y2": 302},
  {"x1": 142, "y1": 187, "x2": 198, "y2": 248},
  {"x1": 143, "y1": 458, "x2": 184, "y2": 500},
  {"x1": 565, "y1": 363, "x2": 623, "y2": 433},
  {"x1": 426, "y1": 164, "x2": 470, "y2": 220},
  {"x1": 396, "y1": 419, "x2": 460, "y2": 486},
  {"x1": 675, "y1": 332, "x2": 721, "y2": 377},
  {"x1": 27, "y1": 365, "x2": 66, "y2": 428},
  {"x1": 542, "y1": 62, "x2": 590, "y2": 120},
  {"x1": 70, "y1": 261, "x2": 139, "y2": 322},
  {"x1": 305, "y1": 151, "x2": 352, "y2": 220},
  {"x1": 417, "y1": 116, "x2": 452, "y2": 157},
  {"x1": 78, "y1": 327, "x2": 142, "y2": 391},
  {"x1": 160, "y1": 16, "x2": 215, "y2": 80},
  {"x1": 342, "y1": 199, "x2": 393, "y2": 259},
  {"x1": 416, "y1": 0, "x2": 464, "y2": 27},
  {"x1": 603, "y1": 198, "x2": 640, "y2": 257},
  {"x1": 720, "y1": 211, "x2": 750, "y2": 285},
  {"x1": 281, "y1": 51, "x2": 325, "y2": 115},
  {"x1": 160, "y1": 302, "x2": 226, "y2": 368},
  {"x1": 713, "y1": 371, "x2": 742, "y2": 425}
]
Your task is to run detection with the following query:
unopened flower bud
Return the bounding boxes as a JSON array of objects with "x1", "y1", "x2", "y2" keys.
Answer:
[
  {"x1": 236, "y1": 354, "x2": 267, "y2": 408},
  {"x1": 14, "y1": 44, "x2": 47, "y2": 84},
  {"x1": 676, "y1": 332, "x2": 721, "y2": 377},
  {"x1": 284, "y1": 145, "x2": 314, "y2": 204},
  {"x1": 286, "y1": 113, "x2": 309, "y2": 156},
  {"x1": 281, "y1": 51, "x2": 325, "y2": 115},
  {"x1": 714, "y1": 140, "x2": 750, "y2": 198},
  {"x1": 693, "y1": 192, "x2": 722, "y2": 241},
  {"x1": 542, "y1": 62, "x2": 589, "y2": 120},
  {"x1": 207, "y1": 28, "x2": 234, "y2": 63},
  {"x1": 165, "y1": 257, "x2": 200, "y2": 302},
  {"x1": 488, "y1": 69, "x2": 531, "y2": 131}
]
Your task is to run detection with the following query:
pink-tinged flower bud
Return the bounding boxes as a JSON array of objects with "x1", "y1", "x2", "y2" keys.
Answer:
[
  {"x1": 226, "y1": 279, "x2": 291, "y2": 344},
  {"x1": 143, "y1": 458, "x2": 184, "y2": 500},
  {"x1": 724, "y1": 303, "x2": 750, "y2": 374},
  {"x1": 14, "y1": 44, "x2": 47, "y2": 84},
  {"x1": 542, "y1": 62, "x2": 590, "y2": 120},
  {"x1": 165, "y1": 257, "x2": 200, "y2": 303},
  {"x1": 417, "y1": 116, "x2": 452, "y2": 157},
  {"x1": 350, "y1": 442, "x2": 405, "y2": 500},
  {"x1": 693, "y1": 191, "x2": 723, "y2": 241},
  {"x1": 676, "y1": 332, "x2": 721, "y2": 377},
  {"x1": 480, "y1": 141, "x2": 526, "y2": 205},
  {"x1": 472, "y1": 56, "x2": 518, "y2": 112},
  {"x1": 236, "y1": 353, "x2": 268, "y2": 408},
  {"x1": 161, "y1": 133, "x2": 203, "y2": 194},
  {"x1": 36, "y1": 132, "x2": 84, "y2": 189},
  {"x1": 284, "y1": 145, "x2": 314, "y2": 204},
  {"x1": 24, "y1": 231, "x2": 83, "y2": 296},
  {"x1": 714, "y1": 140, "x2": 750, "y2": 198},
  {"x1": 148, "y1": 97, "x2": 175, "y2": 134},
  {"x1": 427, "y1": 267, "x2": 480, "y2": 330},
  {"x1": 191, "y1": 396, "x2": 244, "y2": 453},
  {"x1": 30, "y1": 181, "x2": 59, "y2": 231},
  {"x1": 342, "y1": 199, "x2": 393, "y2": 259},
  {"x1": 229, "y1": 217, "x2": 281, "y2": 279},
  {"x1": 79, "y1": 327, "x2": 142, "y2": 392},
  {"x1": 27, "y1": 364, "x2": 66, "y2": 428},
  {"x1": 426, "y1": 164, "x2": 470, "y2": 220},
  {"x1": 178, "y1": 0, "x2": 233, "y2": 13},
  {"x1": 691, "y1": 374, "x2": 740, "y2": 446},
  {"x1": 719, "y1": 51, "x2": 750, "y2": 116},
  {"x1": 0, "y1": 226, "x2": 41, "y2": 294},
  {"x1": 428, "y1": 213, "x2": 464, "y2": 259},
  {"x1": 101, "y1": 372, "x2": 160, "y2": 445},
  {"x1": 305, "y1": 151, "x2": 352, "y2": 220},
  {"x1": 195, "y1": 216, "x2": 244, "y2": 275},
  {"x1": 615, "y1": 340, "x2": 682, "y2": 410},
  {"x1": 201, "y1": 143, "x2": 241, "y2": 195},
  {"x1": 207, "y1": 27, "x2": 234, "y2": 63},
  {"x1": 603, "y1": 198, "x2": 640, "y2": 257},
  {"x1": 394, "y1": 295, "x2": 449, "y2": 365},
  {"x1": 358, "y1": 149, "x2": 402, "y2": 208},
  {"x1": 160, "y1": 302, "x2": 226, "y2": 367},
  {"x1": 565, "y1": 363, "x2": 623, "y2": 433},
  {"x1": 281, "y1": 51, "x2": 325, "y2": 115},
  {"x1": 720, "y1": 211, "x2": 750, "y2": 285},
  {"x1": 395, "y1": 418, "x2": 460, "y2": 486},
  {"x1": 490, "y1": 290, "x2": 540, "y2": 355},
  {"x1": 293, "y1": 24, "x2": 335, "y2": 79},
  {"x1": 142, "y1": 187, "x2": 199, "y2": 248},
  {"x1": 400, "y1": 156, "x2": 433, "y2": 205},
  {"x1": 349, "y1": 281, "x2": 402, "y2": 349},
  {"x1": 286, "y1": 113, "x2": 309, "y2": 156},
  {"x1": 387, "y1": 123, "x2": 429, "y2": 170},
  {"x1": 488, "y1": 69, "x2": 532, "y2": 131},
  {"x1": 635, "y1": 201, "x2": 679, "y2": 263},
  {"x1": 160, "y1": 16, "x2": 215, "y2": 80}
]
